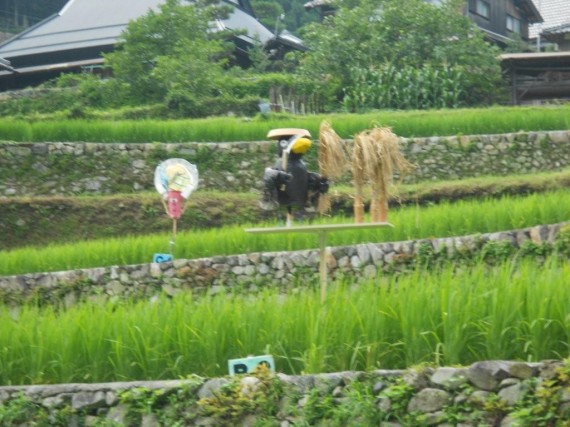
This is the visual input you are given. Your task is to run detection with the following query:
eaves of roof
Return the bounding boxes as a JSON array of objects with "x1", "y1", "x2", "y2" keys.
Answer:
[
  {"x1": 501, "y1": 50, "x2": 570, "y2": 63},
  {"x1": 502, "y1": 50, "x2": 570, "y2": 58},
  {"x1": 0, "y1": 57, "x2": 104, "y2": 78},
  {"x1": 0, "y1": 57, "x2": 18, "y2": 73},
  {"x1": 543, "y1": 22, "x2": 570, "y2": 35},
  {"x1": 514, "y1": 0, "x2": 543, "y2": 24}
]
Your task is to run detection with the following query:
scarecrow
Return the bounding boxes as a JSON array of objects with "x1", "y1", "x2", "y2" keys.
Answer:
[
  {"x1": 260, "y1": 128, "x2": 330, "y2": 226},
  {"x1": 154, "y1": 158, "x2": 199, "y2": 250}
]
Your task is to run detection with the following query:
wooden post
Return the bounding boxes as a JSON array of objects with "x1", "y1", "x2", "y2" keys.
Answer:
[
  {"x1": 170, "y1": 219, "x2": 177, "y2": 254},
  {"x1": 318, "y1": 231, "x2": 327, "y2": 303},
  {"x1": 245, "y1": 222, "x2": 393, "y2": 303},
  {"x1": 354, "y1": 196, "x2": 365, "y2": 223},
  {"x1": 286, "y1": 209, "x2": 293, "y2": 228},
  {"x1": 378, "y1": 198, "x2": 389, "y2": 223},
  {"x1": 511, "y1": 66, "x2": 518, "y2": 106}
]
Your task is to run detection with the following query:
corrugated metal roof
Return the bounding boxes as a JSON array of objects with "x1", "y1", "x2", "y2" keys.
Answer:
[
  {"x1": 0, "y1": 0, "x2": 275, "y2": 62},
  {"x1": 529, "y1": 0, "x2": 570, "y2": 38},
  {"x1": 543, "y1": 21, "x2": 570, "y2": 35}
]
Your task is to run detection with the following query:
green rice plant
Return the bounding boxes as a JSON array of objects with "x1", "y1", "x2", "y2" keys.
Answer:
[
  {"x1": 0, "y1": 105, "x2": 568, "y2": 142},
  {"x1": 1, "y1": 190, "x2": 570, "y2": 276},
  {"x1": 0, "y1": 121, "x2": 33, "y2": 141},
  {"x1": 2, "y1": 258, "x2": 570, "y2": 385}
]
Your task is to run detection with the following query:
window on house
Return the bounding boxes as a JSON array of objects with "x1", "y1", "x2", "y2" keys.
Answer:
[
  {"x1": 475, "y1": 0, "x2": 490, "y2": 19},
  {"x1": 506, "y1": 14, "x2": 521, "y2": 33}
]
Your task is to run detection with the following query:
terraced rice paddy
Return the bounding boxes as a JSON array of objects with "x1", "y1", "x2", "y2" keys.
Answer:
[
  {"x1": 1, "y1": 259, "x2": 569, "y2": 385},
  {"x1": 1, "y1": 190, "x2": 568, "y2": 276}
]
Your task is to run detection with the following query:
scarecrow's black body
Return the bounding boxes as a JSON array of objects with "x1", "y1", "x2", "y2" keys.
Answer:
[
  {"x1": 260, "y1": 133, "x2": 329, "y2": 218},
  {"x1": 274, "y1": 153, "x2": 308, "y2": 208}
]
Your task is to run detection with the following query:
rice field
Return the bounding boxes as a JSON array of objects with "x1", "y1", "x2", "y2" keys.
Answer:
[
  {"x1": 0, "y1": 105, "x2": 568, "y2": 143},
  {"x1": 2, "y1": 108, "x2": 570, "y2": 386},
  {"x1": 1, "y1": 258, "x2": 569, "y2": 385},
  {"x1": 1, "y1": 190, "x2": 569, "y2": 277}
]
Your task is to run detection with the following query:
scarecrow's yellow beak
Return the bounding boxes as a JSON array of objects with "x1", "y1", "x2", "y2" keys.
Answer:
[{"x1": 291, "y1": 137, "x2": 312, "y2": 154}]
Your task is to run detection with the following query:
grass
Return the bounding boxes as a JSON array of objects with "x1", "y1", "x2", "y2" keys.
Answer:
[
  {"x1": 1, "y1": 189, "x2": 569, "y2": 276},
  {"x1": 0, "y1": 105, "x2": 568, "y2": 142},
  {"x1": 1, "y1": 258, "x2": 569, "y2": 385},
  {"x1": 4, "y1": 168, "x2": 570, "y2": 251}
]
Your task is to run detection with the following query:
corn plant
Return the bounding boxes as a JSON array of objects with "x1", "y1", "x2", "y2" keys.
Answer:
[{"x1": 343, "y1": 64, "x2": 467, "y2": 111}]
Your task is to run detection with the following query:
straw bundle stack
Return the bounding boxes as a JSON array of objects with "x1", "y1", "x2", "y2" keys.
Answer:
[
  {"x1": 352, "y1": 132, "x2": 367, "y2": 223},
  {"x1": 318, "y1": 121, "x2": 348, "y2": 214},
  {"x1": 352, "y1": 127, "x2": 415, "y2": 223}
]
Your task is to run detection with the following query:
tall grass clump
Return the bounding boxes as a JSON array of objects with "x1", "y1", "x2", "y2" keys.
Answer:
[
  {"x1": 1, "y1": 190, "x2": 569, "y2": 276},
  {"x1": 1, "y1": 258, "x2": 569, "y2": 385},
  {"x1": 0, "y1": 105, "x2": 568, "y2": 142}
]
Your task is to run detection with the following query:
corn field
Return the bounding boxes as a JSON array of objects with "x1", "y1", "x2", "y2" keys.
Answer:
[{"x1": 343, "y1": 64, "x2": 466, "y2": 111}]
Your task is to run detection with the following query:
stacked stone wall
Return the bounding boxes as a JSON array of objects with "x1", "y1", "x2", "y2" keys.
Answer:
[
  {"x1": 1, "y1": 360, "x2": 569, "y2": 426},
  {"x1": 1, "y1": 221, "x2": 566, "y2": 305},
  {"x1": 1, "y1": 130, "x2": 569, "y2": 197}
]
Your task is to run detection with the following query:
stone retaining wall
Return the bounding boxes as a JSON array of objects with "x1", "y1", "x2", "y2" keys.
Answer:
[
  {"x1": 1, "y1": 222, "x2": 566, "y2": 305},
  {"x1": 1, "y1": 360, "x2": 568, "y2": 426},
  {"x1": 1, "y1": 129, "x2": 569, "y2": 197}
]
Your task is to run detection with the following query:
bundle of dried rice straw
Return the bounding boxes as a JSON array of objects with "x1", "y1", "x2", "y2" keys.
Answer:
[
  {"x1": 352, "y1": 126, "x2": 415, "y2": 223},
  {"x1": 318, "y1": 121, "x2": 348, "y2": 214}
]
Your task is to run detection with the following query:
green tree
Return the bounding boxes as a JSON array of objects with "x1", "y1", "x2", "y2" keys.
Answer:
[
  {"x1": 250, "y1": 0, "x2": 284, "y2": 32},
  {"x1": 250, "y1": 0, "x2": 320, "y2": 35},
  {"x1": 298, "y1": 0, "x2": 503, "y2": 107},
  {"x1": 104, "y1": 0, "x2": 233, "y2": 111}
]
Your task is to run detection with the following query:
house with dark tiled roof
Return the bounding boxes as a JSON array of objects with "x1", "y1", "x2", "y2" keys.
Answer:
[
  {"x1": 530, "y1": 0, "x2": 570, "y2": 51},
  {"x1": 0, "y1": 0, "x2": 304, "y2": 90}
]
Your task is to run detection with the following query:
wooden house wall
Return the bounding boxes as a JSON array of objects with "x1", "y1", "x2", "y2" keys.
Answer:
[{"x1": 468, "y1": 0, "x2": 531, "y2": 42}]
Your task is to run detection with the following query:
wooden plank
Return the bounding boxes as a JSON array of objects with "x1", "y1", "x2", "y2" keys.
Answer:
[{"x1": 245, "y1": 222, "x2": 393, "y2": 235}]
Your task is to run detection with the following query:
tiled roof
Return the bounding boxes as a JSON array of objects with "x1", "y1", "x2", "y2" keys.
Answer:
[
  {"x1": 0, "y1": 0, "x2": 276, "y2": 63},
  {"x1": 543, "y1": 21, "x2": 570, "y2": 35},
  {"x1": 529, "y1": 0, "x2": 570, "y2": 38}
]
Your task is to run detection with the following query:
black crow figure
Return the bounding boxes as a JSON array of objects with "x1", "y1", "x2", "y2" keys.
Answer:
[{"x1": 260, "y1": 128, "x2": 329, "y2": 226}]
